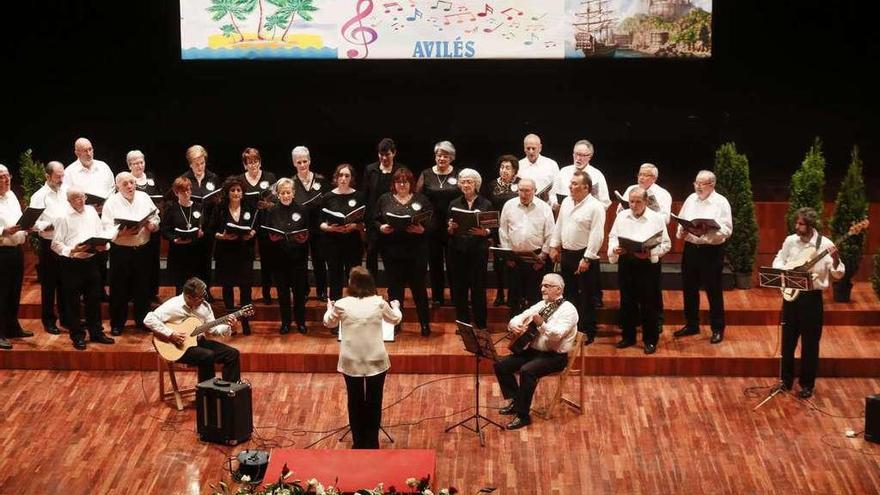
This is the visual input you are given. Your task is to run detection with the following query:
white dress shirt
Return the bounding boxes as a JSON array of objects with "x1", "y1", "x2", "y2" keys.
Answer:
[
  {"x1": 30, "y1": 182, "x2": 69, "y2": 239},
  {"x1": 517, "y1": 155, "x2": 559, "y2": 195},
  {"x1": 499, "y1": 197, "x2": 555, "y2": 254},
  {"x1": 51, "y1": 205, "x2": 107, "y2": 257},
  {"x1": 675, "y1": 190, "x2": 733, "y2": 245},
  {"x1": 63, "y1": 159, "x2": 115, "y2": 199},
  {"x1": 0, "y1": 190, "x2": 26, "y2": 246},
  {"x1": 101, "y1": 191, "x2": 160, "y2": 246},
  {"x1": 617, "y1": 182, "x2": 673, "y2": 224},
  {"x1": 322, "y1": 295, "x2": 403, "y2": 377},
  {"x1": 549, "y1": 194, "x2": 606, "y2": 260},
  {"x1": 772, "y1": 230, "x2": 845, "y2": 291},
  {"x1": 144, "y1": 294, "x2": 231, "y2": 338},
  {"x1": 509, "y1": 298, "x2": 579, "y2": 353},
  {"x1": 551, "y1": 164, "x2": 611, "y2": 209},
  {"x1": 607, "y1": 208, "x2": 671, "y2": 264}
]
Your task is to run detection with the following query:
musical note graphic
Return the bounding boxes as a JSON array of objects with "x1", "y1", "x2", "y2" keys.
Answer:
[
  {"x1": 524, "y1": 33, "x2": 537, "y2": 46},
  {"x1": 341, "y1": 0, "x2": 379, "y2": 59},
  {"x1": 391, "y1": 21, "x2": 403, "y2": 30},
  {"x1": 525, "y1": 23, "x2": 545, "y2": 32},
  {"x1": 501, "y1": 31, "x2": 515, "y2": 40},
  {"x1": 501, "y1": 7, "x2": 523, "y2": 20},
  {"x1": 383, "y1": 1, "x2": 402, "y2": 12},
  {"x1": 531, "y1": 12, "x2": 547, "y2": 21},
  {"x1": 444, "y1": 11, "x2": 475, "y2": 24},
  {"x1": 406, "y1": 8, "x2": 422, "y2": 21},
  {"x1": 483, "y1": 21, "x2": 502, "y2": 33},
  {"x1": 544, "y1": 40, "x2": 557, "y2": 48},
  {"x1": 430, "y1": 0, "x2": 452, "y2": 11},
  {"x1": 477, "y1": 3, "x2": 494, "y2": 17}
]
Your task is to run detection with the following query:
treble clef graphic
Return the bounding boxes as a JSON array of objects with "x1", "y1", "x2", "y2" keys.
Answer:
[{"x1": 341, "y1": 0, "x2": 378, "y2": 59}]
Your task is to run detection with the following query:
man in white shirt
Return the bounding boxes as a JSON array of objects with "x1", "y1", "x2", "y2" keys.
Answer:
[
  {"x1": 498, "y1": 178, "x2": 555, "y2": 316},
  {"x1": 0, "y1": 165, "x2": 33, "y2": 350},
  {"x1": 101, "y1": 172, "x2": 160, "y2": 335},
  {"x1": 673, "y1": 170, "x2": 733, "y2": 344},
  {"x1": 549, "y1": 170, "x2": 605, "y2": 345},
  {"x1": 551, "y1": 139, "x2": 611, "y2": 211},
  {"x1": 144, "y1": 277, "x2": 241, "y2": 384},
  {"x1": 772, "y1": 207, "x2": 844, "y2": 398},
  {"x1": 607, "y1": 187, "x2": 671, "y2": 354},
  {"x1": 63, "y1": 137, "x2": 115, "y2": 207},
  {"x1": 494, "y1": 273, "x2": 578, "y2": 430},
  {"x1": 51, "y1": 187, "x2": 115, "y2": 350},
  {"x1": 616, "y1": 163, "x2": 672, "y2": 224},
  {"x1": 30, "y1": 161, "x2": 69, "y2": 334},
  {"x1": 517, "y1": 134, "x2": 559, "y2": 202}
]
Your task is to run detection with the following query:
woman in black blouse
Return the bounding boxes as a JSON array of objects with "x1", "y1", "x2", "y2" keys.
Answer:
[
  {"x1": 127, "y1": 149, "x2": 164, "y2": 300},
  {"x1": 320, "y1": 164, "x2": 365, "y2": 303},
  {"x1": 292, "y1": 146, "x2": 329, "y2": 302},
  {"x1": 239, "y1": 147, "x2": 277, "y2": 305},
  {"x1": 447, "y1": 168, "x2": 493, "y2": 331},
  {"x1": 183, "y1": 145, "x2": 222, "y2": 301},
  {"x1": 416, "y1": 141, "x2": 460, "y2": 308},
  {"x1": 376, "y1": 167, "x2": 433, "y2": 336},
  {"x1": 160, "y1": 176, "x2": 207, "y2": 294},
  {"x1": 210, "y1": 177, "x2": 257, "y2": 335},
  {"x1": 487, "y1": 155, "x2": 520, "y2": 307},
  {"x1": 263, "y1": 178, "x2": 310, "y2": 335}
]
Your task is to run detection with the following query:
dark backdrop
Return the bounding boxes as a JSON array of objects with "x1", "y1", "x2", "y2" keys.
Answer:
[{"x1": 2, "y1": 0, "x2": 877, "y2": 201}]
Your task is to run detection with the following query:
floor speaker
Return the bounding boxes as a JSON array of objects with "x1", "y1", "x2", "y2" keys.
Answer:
[
  {"x1": 196, "y1": 378, "x2": 253, "y2": 445},
  {"x1": 865, "y1": 394, "x2": 880, "y2": 443}
]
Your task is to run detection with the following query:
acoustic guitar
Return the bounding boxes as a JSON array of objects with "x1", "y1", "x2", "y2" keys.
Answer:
[
  {"x1": 780, "y1": 219, "x2": 868, "y2": 302},
  {"x1": 508, "y1": 299, "x2": 563, "y2": 354},
  {"x1": 153, "y1": 304, "x2": 255, "y2": 362}
]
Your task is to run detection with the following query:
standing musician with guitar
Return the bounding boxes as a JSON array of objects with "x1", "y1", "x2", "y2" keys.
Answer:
[
  {"x1": 144, "y1": 278, "x2": 243, "y2": 384},
  {"x1": 493, "y1": 273, "x2": 579, "y2": 430},
  {"x1": 771, "y1": 207, "x2": 848, "y2": 399}
]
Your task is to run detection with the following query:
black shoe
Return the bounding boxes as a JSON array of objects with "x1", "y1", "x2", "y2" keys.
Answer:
[
  {"x1": 499, "y1": 401, "x2": 517, "y2": 415},
  {"x1": 45, "y1": 324, "x2": 61, "y2": 335},
  {"x1": 506, "y1": 416, "x2": 532, "y2": 430},
  {"x1": 420, "y1": 324, "x2": 432, "y2": 337},
  {"x1": 110, "y1": 327, "x2": 123, "y2": 336},
  {"x1": 394, "y1": 324, "x2": 401, "y2": 335},
  {"x1": 91, "y1": 334, "x2": 115, "y2": 344},
  {"x1": 779, "y1": 380, "x2": 793, "y2": 391},
  {"x1": 798, "y1": 387, "x2": 814, "y2": 399},
  {"x1": 673, "y1": 326, "x2": 699, "y2": 338},
  {"x1": 10, "y1": 329, "x2": 34, "y2": 338},
  {"x1": 72, "y1": 339, "x2": 87, "y2": 350},
  {"x1": 710, "y1": 329, "x2": 724, "y2": 344},
  {"x1": 0, "y1": 338, "x2": 11, "y2": 350},
  {"x1": 241, "y1": 320, "x2": 251, "y2": 336},
  {"x1": 330, "y1": 327, "x2": 339, "y2": 336},
  {"x1": 280, "y1": 322, "x2": 291, "y2": 335},
  {"x1": 644, "y1": 343, "x2": 657, "y2": 354},
  {"x1": 583, "y1": 334, "x2": 596, "y2": 346},
  {"x1": 616, "y1": 339, "x2": 636, "y2": 349},
  {"x1": 297, "y1": 324, "x2": 308, "y2": 334}
]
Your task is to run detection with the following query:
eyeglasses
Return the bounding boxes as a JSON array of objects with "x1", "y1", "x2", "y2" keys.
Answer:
[{"x1": 541, "y1": 283, "x2": 561, "y2": 288}]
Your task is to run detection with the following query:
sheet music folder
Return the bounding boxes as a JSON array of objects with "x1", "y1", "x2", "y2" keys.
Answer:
[
  {"x1": 455, "y1": 320, "x2": 498, "y2": 361},
  {"x1": 758, "y1": 266, "x2": 814, "y2": 291}
]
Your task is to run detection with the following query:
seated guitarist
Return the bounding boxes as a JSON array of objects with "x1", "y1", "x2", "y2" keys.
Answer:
[
  {"x1": 493, "y1": 273, "x2": 578, "y2": 430},
  {"x1": 144, "y1": 277, "x2": 242, "y2": 383}
]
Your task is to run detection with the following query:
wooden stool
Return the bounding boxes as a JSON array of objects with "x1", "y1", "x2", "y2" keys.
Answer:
[
  {"x1": 536, "y1": 332, "x2": 585, "y2": 420},
  {"x1": 158, "y1": 355, "x2": 196, "y2": 411}
]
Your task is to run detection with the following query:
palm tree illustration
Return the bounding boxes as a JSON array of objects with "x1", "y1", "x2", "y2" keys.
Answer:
[
  {"x1": 207, "y1": 0, "x2": 256, "y2": 43},
  {"x1": 264, "y1": 13, "x2": 287, "y2": 40},
  {"x1": 267, "y1": 0, "x2": 318, "y2": 43},
  {"x1": 256, "y1": 0, "x2": 266, "y2": 40}
]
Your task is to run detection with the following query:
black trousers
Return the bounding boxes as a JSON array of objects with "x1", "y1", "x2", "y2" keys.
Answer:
[
  {"x1": 590, "y1": 254, "x2": 603, "y2": 305},
  {"x1": 308, "y1": 234, "x2": 327, "y2": 298},
  {"x1": 619, "y1": 256, "x2": 662, "y2": 346},
  {"x1": 384, "y1": 254, "x2": 430, "y2": 326},
  {"x1": 257, "y1": 235, "x2": 274, "y2": 297},
  {"x1": 507, "y1": 258, "x2": 546, "y2": 317},
  {"x1": 492, "y1": 249, "x2": 508, "y2": 302},
  {"x1": 427, "y1": 231, "x2": 449, "y2": 302},
  {"x1": 0, "y1": 246, "x2": 24, "y2": 339},
  {"x1": 109, "y1": 244, "x2": 151, "y2": 329},
  {"x1": 343, "y1": 371, "x2": 387, "y2": 449},
  {"x1": 494, "y1": 348, "x2": 568, "y2": 419},
  {"x1": 365, "y1": 231, "x2": 381, "y2": 279},
  {"x1": 146, "y1": 232, "x2": 161, "y2": 297},
  {"x1": 781, "y1": 290, "x2": 824, "y2": 389},
  {"x1": 59, "y1": 256, "x2": 103, "y2": 342},
  {"x1": 222, "y1": 285, "x2": 252, "y2": 312},
  {"x1": 37, "y1": 238, "x2": 64, "y2": 327},
  {"x1": 179, "y1": 338, "x2": 241, "y2": 383},
  {"x1": 681, "y1": 242, "x2": 726, "y2": 331},
  {"x1": 274, "y1": 257, "x2": 308, "y2": 325},
  {"x1": 450, "y1": 246, "x2": 488, "y2": 329},
  {"x1": 560, "y1": 249, "x2": 597, "y2": 338},
  {"x1": 324, "y1": 234, "x2": 363, "y2": 301}
]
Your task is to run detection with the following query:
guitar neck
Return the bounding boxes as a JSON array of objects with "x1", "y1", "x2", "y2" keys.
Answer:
[
  {"x1": 191, "y1": 309, "x2": 241, "y2": 337},
  {"x1": 802, "y1": 231, "x2": 853, "y2": 270}
]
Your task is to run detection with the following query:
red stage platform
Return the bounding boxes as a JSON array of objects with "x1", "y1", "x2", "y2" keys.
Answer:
[{"x1": 261, "y1": 449, "x2": 435, "y2": 493}]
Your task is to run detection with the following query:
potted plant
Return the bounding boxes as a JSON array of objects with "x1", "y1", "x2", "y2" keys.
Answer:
[
  {"x1": 829, "y1": 146, "x2": 869, "y2": 301},
  {"x1": 713, "y1": 142, "x2": 759, "y2": 288},
  {"x1": 785, "y1": 137, "x2": 826, "y2": 233},
  {"x1": 17, "y1": 149, "x2": 46, "y2": 253}
]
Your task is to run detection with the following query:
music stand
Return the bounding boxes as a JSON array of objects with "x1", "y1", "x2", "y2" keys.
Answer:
[
  {"x1": 752, "y1": 266, "x2": 814, "y2": 410},
  {"x1": 445, "y1": 321, "x2": 505, "y2": 446}
]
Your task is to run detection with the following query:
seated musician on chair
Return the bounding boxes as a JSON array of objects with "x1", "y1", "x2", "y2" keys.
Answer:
[
  {"x1": 144, "y1": 277, "x2": 242, "y2": 383},
  {"x1": 494, "y1": 273, "x2": 578, "y2": 430}
]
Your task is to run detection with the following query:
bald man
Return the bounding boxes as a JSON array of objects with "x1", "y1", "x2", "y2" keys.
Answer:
[{"x1": 517, "y1": 134, "x2": 559, "y2": 202}]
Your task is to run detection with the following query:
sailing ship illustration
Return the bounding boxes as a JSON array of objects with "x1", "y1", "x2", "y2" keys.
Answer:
[{"x1": 573, "y1": 0, "x2": 618, "y2": 57}]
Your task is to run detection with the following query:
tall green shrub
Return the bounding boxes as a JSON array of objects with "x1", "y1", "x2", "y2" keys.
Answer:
[
  {"x1": 785, "y1": 137, "x2": 826, "y2": 232},
  {"x1": 829, "y1": 146, "x2": 868, "y2": 281},
  {"x1": 17, "y1": 149, "x2": 45, "y2": 252},
  {"x1": 714, "y1": 142, "x2": 759, "y2": 274}
]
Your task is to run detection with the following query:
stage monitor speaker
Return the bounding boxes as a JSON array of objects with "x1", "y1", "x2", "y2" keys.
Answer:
[
  {"x1": 865, "y1": 395, "x2": 880, "y2": 443},
  {"x1": 196, "y1": 378, "x2": 252, "y2": 445}
]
